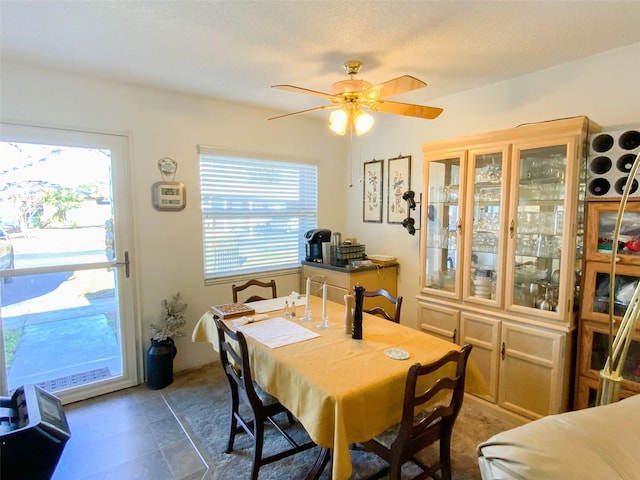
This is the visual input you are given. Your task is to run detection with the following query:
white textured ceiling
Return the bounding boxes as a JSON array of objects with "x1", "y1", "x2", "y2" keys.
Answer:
[{"x1": 1, "y1": 1, "x2": 640, "y2": 117}]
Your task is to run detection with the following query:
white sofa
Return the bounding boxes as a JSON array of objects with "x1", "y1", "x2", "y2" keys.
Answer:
[{"x1": 477, "y1": 394, "x2": 640, "y2": 479}]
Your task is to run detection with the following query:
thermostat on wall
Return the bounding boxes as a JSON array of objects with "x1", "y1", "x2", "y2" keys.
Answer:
[{"x1": 152, "y1": 181, "x2": 186, "y2": 211}]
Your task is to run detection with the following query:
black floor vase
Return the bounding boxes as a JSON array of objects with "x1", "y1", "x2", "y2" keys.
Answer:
[{"x1": 147, "y1": 338, "x2": 177, "y2": 390}]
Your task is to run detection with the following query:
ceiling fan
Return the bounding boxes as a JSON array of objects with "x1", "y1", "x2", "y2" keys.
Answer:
[{"x1": 268, "y1": 60, "x2": 443, "y2": 135}]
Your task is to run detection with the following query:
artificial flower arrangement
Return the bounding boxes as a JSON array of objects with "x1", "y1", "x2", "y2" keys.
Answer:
[{"x1": 151, "y1": 292, "x2": 187, "y2": 342}]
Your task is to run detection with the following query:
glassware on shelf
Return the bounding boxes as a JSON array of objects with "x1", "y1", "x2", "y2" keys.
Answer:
[
  {"x1": 472, "y1": 269, "x2": 493, "y2": 299},
  {"x1": 473, "y1": 231, "x2": 499, "y2": 253},
  {"x1": 553, "y1": 208, "x2": 564, "y2": 235},
  {"x1": 474, "y1": 210, "x2": 500, "y2": 232},
  {"x1": 439, "y1": 227, "x2": 449, "y2": 248},
  {"x1": 535, "y1": 234, "x2": 552, "y2": 257},
  {"x1": 515, "y1": 265, "x2": 548, "y2": 284},
  {"x1": 441, "y1": 268, "x2": 456, "y2": 290},
  {"x1": 522, "y1": 153, "x2": 567, "y2": 181},
  {"x1": 529, "y1": 282, "x2": 541, "y2": 308},
  {"x1": 428, "y1": 185, "x2": 438, "y2": 203},
  {"x1": 447, "y1": 230, "x2": 457, "y2": 250},
  {"x1": 538, "y1": 288, "x2": 557, "y2": 311}
]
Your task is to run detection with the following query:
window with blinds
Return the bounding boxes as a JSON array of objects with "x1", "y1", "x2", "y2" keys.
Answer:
[{"x1": 199, "y1": 149, "x2": 318, "y2": 280}]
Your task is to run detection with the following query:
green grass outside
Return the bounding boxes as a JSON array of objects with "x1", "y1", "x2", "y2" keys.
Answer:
[{"x1": 3, "y1": 327, "x2": 23, "y2": 370}]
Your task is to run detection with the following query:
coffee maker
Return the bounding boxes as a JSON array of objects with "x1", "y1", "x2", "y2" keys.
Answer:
[{"x1": 304, "y1": 229, "x2": 331, "y2": 263}]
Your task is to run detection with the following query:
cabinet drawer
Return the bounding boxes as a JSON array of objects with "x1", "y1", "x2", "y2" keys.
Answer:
[{"x1": 417, "y1": 302, "x2": 459, "y2": 343}]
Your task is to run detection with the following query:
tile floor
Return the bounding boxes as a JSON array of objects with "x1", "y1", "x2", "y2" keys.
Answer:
[{"x1": 51, "y1": 379, "x2": 209, "y2": 480}]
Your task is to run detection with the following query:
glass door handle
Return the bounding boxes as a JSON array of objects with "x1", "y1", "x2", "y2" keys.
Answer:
[{"x1": 509, "y1": 219, "x2": 515, "y2": 238}]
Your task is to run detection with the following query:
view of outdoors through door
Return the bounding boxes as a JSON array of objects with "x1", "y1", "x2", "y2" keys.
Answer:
[{"x1": 0, "y1": 125, "x2": 137, "y2": 403}]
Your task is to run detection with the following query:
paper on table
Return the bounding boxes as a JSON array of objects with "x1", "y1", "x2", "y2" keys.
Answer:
[
  {"x1": 249, "y1": 296, "x2": 307, "y2": 314},
  {"x1": 238, "y1": 317, "x2": 319, "y2": 348}
]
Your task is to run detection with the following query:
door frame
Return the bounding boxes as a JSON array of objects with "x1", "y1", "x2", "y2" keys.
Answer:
[{"x1": 0, "y1": 121, "x2": 141, "y2": 404}]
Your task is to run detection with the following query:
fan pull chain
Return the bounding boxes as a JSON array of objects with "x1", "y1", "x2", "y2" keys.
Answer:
[{"x1": 349, "y1": 129, "x2": 354, "y2": 188}]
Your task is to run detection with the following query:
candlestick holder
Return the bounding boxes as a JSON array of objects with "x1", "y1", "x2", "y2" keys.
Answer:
[
  {"x1": 317, "y1": 314, "x2": 330, "y2": 329},
  {"x1": 317, "y1": 282, "x2": 330, "y2": 328},
  {"x1": 301, "y1": 304, "x2": 313, "y2": 322}
]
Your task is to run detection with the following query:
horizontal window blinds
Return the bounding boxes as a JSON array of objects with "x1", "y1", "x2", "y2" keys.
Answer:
[{"x1": 199, "y1": 152, "x2": 317, "y2": 279}]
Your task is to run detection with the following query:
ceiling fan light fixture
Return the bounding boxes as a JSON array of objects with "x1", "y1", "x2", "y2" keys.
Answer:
[
  {"x1": 328, "y1": 106, "x2": 374, "y2": 136},
  {"x1": 329, "y1": 108, "x2": 349, "y2": 135},
  {"x1": 353, "y1": 108, "x2": 374, "y2": 135},
  {"x1": 270, "y1": 60, "x2": 442, "y2": 131}
]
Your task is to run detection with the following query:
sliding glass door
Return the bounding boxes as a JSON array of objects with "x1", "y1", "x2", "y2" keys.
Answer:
[{"x1": 0, "y1": 123, "x2": 138, "y2": 404}]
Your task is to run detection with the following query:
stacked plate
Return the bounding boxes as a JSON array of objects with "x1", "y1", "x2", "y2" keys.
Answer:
[{"x1": 472, "y1": 278, "x2": 492, "y2": 299}]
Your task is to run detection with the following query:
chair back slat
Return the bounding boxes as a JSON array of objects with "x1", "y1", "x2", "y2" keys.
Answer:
[
  {"x1": 232, "y1": 279, "x2": 278, "y2": 303},
  {"x1": 363, "y1": 288, "x2": 403, "y2": 323}
]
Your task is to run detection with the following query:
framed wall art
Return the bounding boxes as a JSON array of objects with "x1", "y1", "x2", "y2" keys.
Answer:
[
  {"x1": 387, "y1": 155, "x2": 411, "y2": 224},
  {"x1": 363, "y1": 159, "x2": 384, "y2": 223}
]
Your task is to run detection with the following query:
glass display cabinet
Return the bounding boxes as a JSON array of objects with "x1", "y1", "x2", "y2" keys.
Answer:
[
  {"x1": 462, "y1": 148, "x2": 508, "y2": 308},
  {"x1": 418, "y1": 116, "x2": 599, "y2": 419},
  {"x1": 506, "y1": 144, "x2": 576, "y2": 316},
  {"x1": 575, "y1": 199, "x2": 640, "y2": 409},
  {"x1": 422, "y1": 139, "x2": 584, "y2": 322},
  {"x1": 424, "y1": 155, "x2": 462, "y2": 297}
]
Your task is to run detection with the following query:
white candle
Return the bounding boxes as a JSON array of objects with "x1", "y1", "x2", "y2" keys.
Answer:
[
  {"x1": 305, "y1": 277, "x2": 311, "y2": 306},
  {"x1": 322, "y1": 282, "x2": 327, "y2": 319}
]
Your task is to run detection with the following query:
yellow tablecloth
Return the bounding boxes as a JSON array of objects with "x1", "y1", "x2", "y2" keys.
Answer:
[{"x1": 193, "y1": 297, "x2": 488, "y2": 480}]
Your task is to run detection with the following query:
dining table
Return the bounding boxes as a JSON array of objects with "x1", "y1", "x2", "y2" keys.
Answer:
[{"x1": 192, "y1": 295, "x2": 488, "y2": 480}]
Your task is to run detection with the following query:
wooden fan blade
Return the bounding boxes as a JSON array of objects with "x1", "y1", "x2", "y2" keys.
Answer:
[
  {"x1": 272, "y1": 84, "x2": 337, "y2": 100},
  {"x1": 362, "y1": 75, "x2": 427, "y2": 100},
  {"x1": 373, "y1": 100, "x2": 443, "y2": 119},
  {"x1": 268, "y1": 104, "x2": 339, "y2": 120}
]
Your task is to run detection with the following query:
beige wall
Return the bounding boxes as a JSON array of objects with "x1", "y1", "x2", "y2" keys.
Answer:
[{"x1": 1, "y1": 42, "x2": 639, "y2": 375}]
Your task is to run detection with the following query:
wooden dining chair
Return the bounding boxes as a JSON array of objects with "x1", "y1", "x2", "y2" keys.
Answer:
[
  {"x1": 357, "y1": 344, "x2": 473, "y2": 480},
  {"x1": 213, "y1": 317, "x2": 315, "y2": 480},
  {"x1": 363, "y1": 288, "x2": 403, "y2": 323},
  {"x1": 232, "y1": 279, "x2": 277, "y2": 303}
]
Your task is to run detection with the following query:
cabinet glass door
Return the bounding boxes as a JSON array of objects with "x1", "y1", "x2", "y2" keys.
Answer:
[
  {"x1": 464, "y1": 149, "x2": 508, "y2": 305},
  {"x1": 578, "y1": 321, "x2": 640, "y2": 402},
  {"x1": 585, "y1": 200, "x2": 640, "y2": 266},
  {"x1": 508, "y1": 144, "x2": 570, "y2": 314},
  {"x1": 423, "y1": 155, "x2": 463, "y2": 296},
  {"x1": 581, "y1": 262, "x2": 640, "y2": 322},
  {"x1": 589, "y1": 328, "x2": 640, "y2": 384}
]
